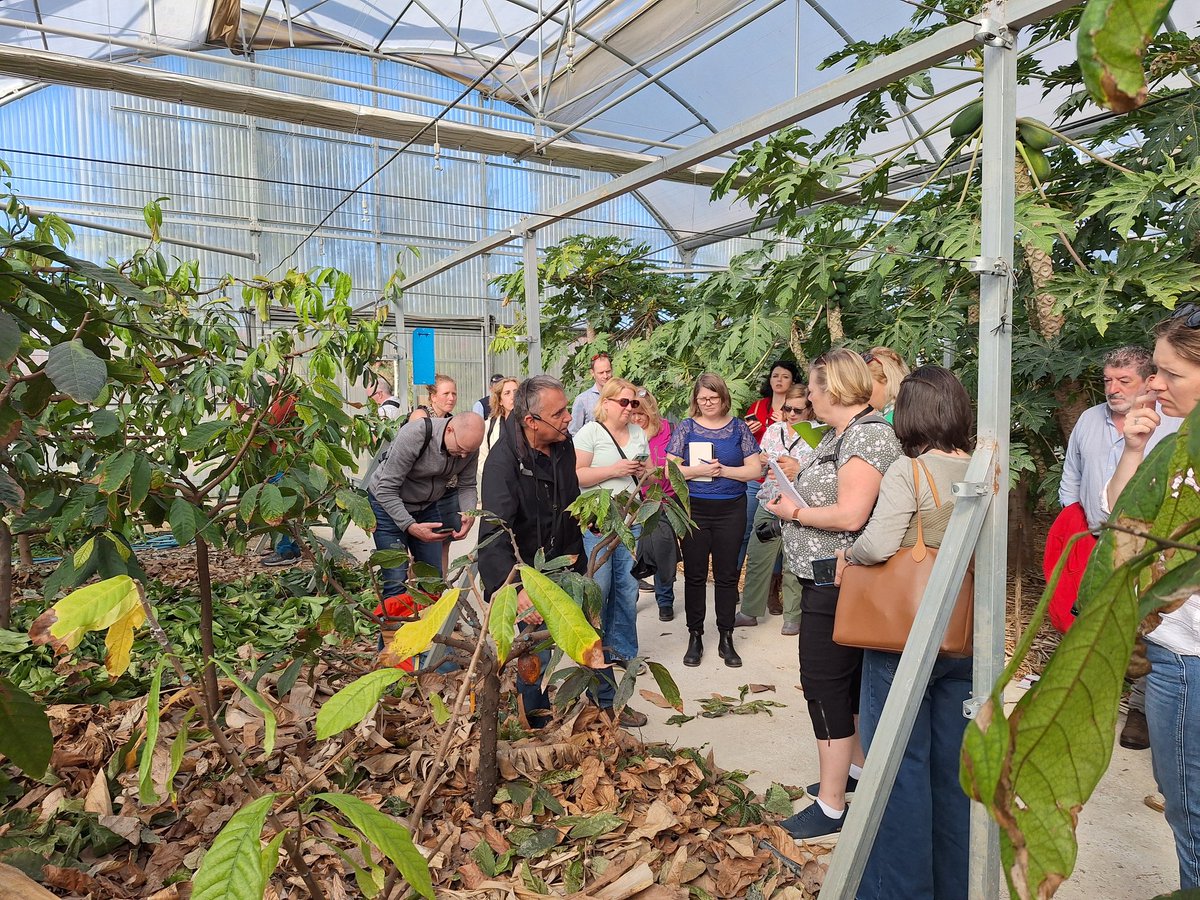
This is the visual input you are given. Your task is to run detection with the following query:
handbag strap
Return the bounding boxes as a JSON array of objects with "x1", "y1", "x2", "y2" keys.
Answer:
[
  {"x1": 597, "y1": 421, "x2": 639, "y2": 490},
  {"x1": 910, "y1": 458, "x2": 929, "y2": 563}
]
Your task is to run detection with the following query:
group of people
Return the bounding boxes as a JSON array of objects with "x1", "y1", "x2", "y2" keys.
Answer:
[{"x1": 357, "y1": 302, "x2": 1200, "y2": 896}]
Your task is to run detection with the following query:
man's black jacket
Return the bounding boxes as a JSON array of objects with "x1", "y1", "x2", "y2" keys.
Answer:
[{"x1": 477, "y1": 415, "x2": 585, "y2": 597}]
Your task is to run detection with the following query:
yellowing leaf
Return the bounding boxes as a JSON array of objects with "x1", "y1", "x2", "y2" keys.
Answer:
[
  {"x1": 30, "y1": 575, "x2": 142, "y2": 655},
  {"x1": 104, "y1": 602, "x2": 145, "y2": 677},
  {"x1": 380, "y1": 589, "x2": 460, "y2": 666},
  {"x1": 519, "y1": 566, "x2": 604, "y2": 669}
]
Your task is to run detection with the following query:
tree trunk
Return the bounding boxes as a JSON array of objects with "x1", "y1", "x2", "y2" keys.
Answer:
[
  {"x1": 17, "y1": 534, "x2": 32, "y2": 569},
  {"x1": 827, "y1": 302, "x2": 845, "y2": 343},
  {"x1": 0, "y1": 521, "x2": 11, "y2": 629},
  {"x1": 195, "y1": 537, "x2": 220, "y2": 711},
  {"x1": 1014, "y1": 163, "x2": 1064, "y2": 340},
  {"x1": 788, "y1": 319, "x2": 810, "y2": 370},
  {"x1": 473, "y1": 657, "x2": 501, "y2": 815}
]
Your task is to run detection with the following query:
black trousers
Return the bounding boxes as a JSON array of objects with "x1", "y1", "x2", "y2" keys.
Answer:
[
  {"x1": 680, "y1": 494, "x2": 746, "y2": 633},
  {"x1": 799, "y1": 579, "x2": 863, "y2": 740}
]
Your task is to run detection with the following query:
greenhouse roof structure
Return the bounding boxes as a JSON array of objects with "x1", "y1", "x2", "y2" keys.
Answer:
[{"x1": 3, "y1": 0, "x2": 1195, "y2": 261}]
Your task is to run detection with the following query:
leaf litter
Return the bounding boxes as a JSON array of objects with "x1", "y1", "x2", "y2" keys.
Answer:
[{"x1": 3, "y1": 648, "x2": 828, "y2": 898}]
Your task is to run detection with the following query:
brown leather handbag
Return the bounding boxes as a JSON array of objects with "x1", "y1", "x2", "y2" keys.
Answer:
[{"x1": 833, "y1": 458, "x2": 973, "y2": 657}]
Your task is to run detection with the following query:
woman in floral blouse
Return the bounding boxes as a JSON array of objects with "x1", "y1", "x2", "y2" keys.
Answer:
[{"x1": 766, "y1": 349, "x2": 901, "y2": 840}]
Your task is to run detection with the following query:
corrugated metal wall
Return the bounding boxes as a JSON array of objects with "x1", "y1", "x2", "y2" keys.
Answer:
[{"x1": 0, "y1": 48, "x2": 701, "y2": 403}]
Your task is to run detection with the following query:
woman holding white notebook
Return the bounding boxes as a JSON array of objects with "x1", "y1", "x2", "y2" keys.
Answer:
[{"x1": 665, "y1": 373, "x2": 763, "y2": 668}]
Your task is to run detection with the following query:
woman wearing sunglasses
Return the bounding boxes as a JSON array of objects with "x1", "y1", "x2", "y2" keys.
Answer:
[
  {"x1": 575, "y1": 378, "x2": 651, "y2": 726},
  {"x1": 735, "y1": 384, "x2": 813, "y2": 635}
]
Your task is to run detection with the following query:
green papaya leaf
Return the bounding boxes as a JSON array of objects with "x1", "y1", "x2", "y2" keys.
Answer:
[
  {"x1": 313, "y1": 793, "x2": 434, "y2": 900},
  {"x1": 315, "y1": 668, "x2": 408, "y2": 740},
  {"x1": 519, "y1": 566, "x2": 604, "y2": 668},
  {"x1": 1078, "y1": 0, "x2": 1174, "y2": 113},
  {"x1": 488, "y1": 583, "x2": 518, "y2": 664},
  {"x1": 0, "y1": 675, "x2": 52, "y2": 777},
  {"x1": 138, "y1": 662, "x2": 165, "y2": 804},
  {"x1": 45, "y1": 339, "x2": 107, "y2": 403},
  {"x1": 191, "y1": 793, "x2": 278, "y2": 900}
]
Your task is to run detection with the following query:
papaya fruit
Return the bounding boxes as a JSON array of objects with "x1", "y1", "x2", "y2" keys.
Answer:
[
  {"x1": 1023, "y1": 145, "x2": 1052, "y2": 182},
  {"x1": 1017, "y1": 117, "x2": 1055, "y2": 150},
  {"x1": 950, "y1": 100, "x2": 984, "y2": 138}
]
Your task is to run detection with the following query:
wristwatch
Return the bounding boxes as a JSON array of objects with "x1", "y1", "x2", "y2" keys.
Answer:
[{"x1": 792, "y1": 508, "x2": 803, "y2": 524}]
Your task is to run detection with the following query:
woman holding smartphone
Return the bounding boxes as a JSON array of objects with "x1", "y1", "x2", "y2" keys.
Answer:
[
  {"x1": 575, "y1": 378, "x2": 650, "y2": 727},
  {"x1": 765, "y1": 349, "x2": 900, "y2": 839},
  {"x1": 666, "y1": 373, "x2": 763, "y2": 668}
]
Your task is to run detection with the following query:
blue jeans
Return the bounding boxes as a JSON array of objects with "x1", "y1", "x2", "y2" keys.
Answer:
[
  {"x1": 1145, "y1": 640, "x2": 1200, "y2": 890},
  {"x1": 581, "y1": 526, "x2": 640, "y2": 663},
  {"x1": 368, "y1": 494, "x2": 446, "y2": 599},
  {"x1": 737, "y1": 481, "x2": 760, "y2": 571},
  {"x1": 275, "y1": 532, "x2": 299, "y2": 558},
  {"x1": 858, "y1": 650, "x2": 972, "y2": 900},
  {"x1": 654, "y1": 564, "x2": 675, "y2": 610}
]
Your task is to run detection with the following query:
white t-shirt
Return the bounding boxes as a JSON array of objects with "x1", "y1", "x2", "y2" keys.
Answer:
[{"x1": 574, "y1": 421, "x2": 649, "y2": 494}]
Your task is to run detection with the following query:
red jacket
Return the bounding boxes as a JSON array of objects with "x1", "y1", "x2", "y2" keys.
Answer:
[{"x1": 1042, "y1": 502, "x2": 1096, "y2": 633}]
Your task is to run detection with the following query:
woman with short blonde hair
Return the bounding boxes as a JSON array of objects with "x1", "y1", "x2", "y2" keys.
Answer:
[
  {"x1": 864, "y1": 347, "x2": 910, "y2": 420},
  {"x1": 593, "y1": 378, "x2": 639, "y2": 424}
]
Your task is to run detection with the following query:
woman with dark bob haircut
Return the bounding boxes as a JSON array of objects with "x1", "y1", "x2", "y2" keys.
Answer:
[{"x1": 833, "y1": 365, "x2": 974, "y2": 899}]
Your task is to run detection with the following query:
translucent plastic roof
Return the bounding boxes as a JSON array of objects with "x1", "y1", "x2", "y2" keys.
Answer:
[{"x1": 1, "y1": 0, "x2": 1198, "y2": 247}]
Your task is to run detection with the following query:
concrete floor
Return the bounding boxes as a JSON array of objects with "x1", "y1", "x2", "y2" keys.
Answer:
[{"x1": 341, "y1": 524, "x2": 1180, "y2": 898}]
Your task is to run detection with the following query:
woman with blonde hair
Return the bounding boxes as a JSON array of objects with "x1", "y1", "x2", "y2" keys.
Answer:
[
  {"x1": 477, "y1": 377, "x2": 518, "y2": 478},
  {"x1": 630, "y1": 387, "x2": 679, "y2": 621},
  {"x1": 575, "y1": 377, "x2": 650, "y2": 727},
  {"x1": 766, "y1": 348, "x2": 900, "y2": 839},
  {"x1": 863, "y1": 347, "x2": 910, "y2": 421}
]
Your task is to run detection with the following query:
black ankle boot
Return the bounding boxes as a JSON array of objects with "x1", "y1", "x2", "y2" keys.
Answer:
[
  {"x1": 718, "y1": 628, "x2": 742, "y2": 667},
  {"x1": 683, "y1": 631, "x2": 703, "y2": 667}
]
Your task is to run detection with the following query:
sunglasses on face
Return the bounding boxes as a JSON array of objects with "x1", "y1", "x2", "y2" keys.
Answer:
[
  {"x1": 1172, "y1": 303, "x2": 1200, "y2": 328},
  {"x1": 861, "y1": 352, "x2": 876, "y2": 364},
  {"x1": 782, "y1": 404, "x2": 806, "y2": 415},
  {"x1": 607, "y1": 397, "x2": 641, "y2": 408}
]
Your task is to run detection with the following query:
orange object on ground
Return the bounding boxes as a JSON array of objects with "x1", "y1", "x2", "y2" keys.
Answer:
[{"x1": 375, "y1": 592, "x2": 437, "y2": 672}]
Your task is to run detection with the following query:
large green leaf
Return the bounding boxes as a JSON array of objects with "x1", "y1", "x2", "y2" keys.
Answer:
[
  {"x1": 98, "y1": 449, "x2": 137, "y2": 494},
  {"x1": 191, "y1": 793, "x2": 278, "y2": 900},
  {"x1": 0, "y1": 237, "x2": 155, "y2": 304},
  {"x1": 168, "y1": 497, "x2": 202, "y2": 546},
  {"x1": 488, "y1": 583, "x2": 518, "y2": 665},
  {"x1": 0, "y1": 675, "x2": 52, "y2": 777},
  {"x1": 29, "y1": 574, "x2": 142, "y2": 654},
  {"x1": 1078, "y1": 0, "x2": 1174, "y2": 112},
  {"x1": 313, "y1": 793, "x2": 434, "y2": 900},
  {"x1": 519, "y1": 566, "x2": 604, "y2": 669},
  {"x1": 45, "y1": 339, "x2": 107, "y2": 403},
  {"x1": 0, "y1": 308, "x2": 22, "y2": 363},
  {"x1": 315, "y1": 668, "x2": 408, "y2": 740},
  {"x1": 180, "y1": 420, "x2": 230, "y2": 453},
  {"x1": 257, "y1": 483, "x2": 288, "y2": 527}
]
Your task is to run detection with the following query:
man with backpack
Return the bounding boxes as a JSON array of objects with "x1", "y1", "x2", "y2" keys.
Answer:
[{"x1": 365, "y1": 412, "x2": 484, "y2": 599}]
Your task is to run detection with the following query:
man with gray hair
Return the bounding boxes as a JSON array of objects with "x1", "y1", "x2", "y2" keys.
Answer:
[
  {"x1": 478, "y1": 375, "x2": 648, "y2": 729},
  {"x1": 1058, "y1": 345, "x2": 1181, "y2": 750},
  {"x1": 366, "y1": 411, "x2": 484, "y2": 599}
]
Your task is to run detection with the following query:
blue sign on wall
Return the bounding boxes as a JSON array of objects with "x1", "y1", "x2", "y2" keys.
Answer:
[{"x1": 412, "y1": 328, "x2": 436, "y2": 386}]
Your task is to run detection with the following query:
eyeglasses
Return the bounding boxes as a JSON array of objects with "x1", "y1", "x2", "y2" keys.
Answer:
[
  {"x1": 591, "y1": 352, "x2": 611, "y2": 362},
  {"x1": 607, "y1": 397, "x2": 641, "y2": 408},
  {"x1": 782, "y1": 404, "x2": 806, "y2": 415},
  {"x1": 1171, "y1": 303, "x2": 1200, "y2": 328},
  {"x1": 696, "y1": 395, "x2": 721, "y2": 404}
]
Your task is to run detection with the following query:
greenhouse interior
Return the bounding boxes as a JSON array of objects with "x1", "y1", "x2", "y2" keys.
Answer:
[{"x1": 0, "y1": 0, "x2": 1198, "y2": 898}]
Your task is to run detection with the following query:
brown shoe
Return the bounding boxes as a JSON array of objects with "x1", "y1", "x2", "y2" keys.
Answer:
[
  {"x1": 767, "y1": 573, "x2": 784, "y2": 616},
  {"x1": 617, "y1": 707, "x2": 648, "y2": 728},
  {"x1": 734, "y1": 612, "x2": 758, "y2": 628},
  {"x1": 780, "y1": 621, "x2": 800, "y2": 636},
  {"x1": 1120, "y1": 709, "x2": 1150, "y2": 750}
]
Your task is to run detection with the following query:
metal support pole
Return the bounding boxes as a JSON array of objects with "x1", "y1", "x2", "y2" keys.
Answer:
[
  {"x1": 819, "y1": 444, "x2": 996, "y2": 898},
  {"x1": 523, "y1": 233, "x2": 544, "y2": 376},
  {"x1": 969, "y1": 1, "x2": 1017, "y2": 896}
]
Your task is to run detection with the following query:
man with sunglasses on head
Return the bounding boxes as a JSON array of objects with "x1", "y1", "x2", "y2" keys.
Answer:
[
  {"x1": 569, "y1": 352, "x2": 612, "y2": 436},
  {"x1": 365, "y1": 412, "x2": 484, "y2": 600}
]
